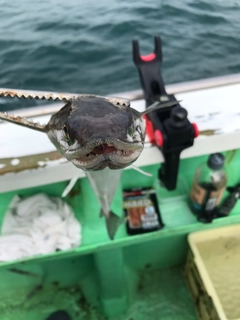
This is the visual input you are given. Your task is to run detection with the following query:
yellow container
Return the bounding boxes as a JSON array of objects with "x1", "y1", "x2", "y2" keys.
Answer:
[{"x1": 186, "y1": 225, "x2": 240, "y2": 320}]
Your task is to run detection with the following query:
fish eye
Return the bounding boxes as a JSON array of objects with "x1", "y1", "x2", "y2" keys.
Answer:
[
  {"x1": 128, "y1": 125, "x2": 135, "y2": 136},
  {"x1": 63, "y1": 125, "x2": 73, "y2": 145},
  {"x1": 63, "y1": 125, "x2": 68, "y2": 135},
  {"x1": 63, "y1": 125, "x2": 70, "y2": 138}
]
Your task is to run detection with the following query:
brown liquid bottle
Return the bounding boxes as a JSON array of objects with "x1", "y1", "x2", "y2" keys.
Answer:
[{"x1": 190, "y1": 153, "x2": 227, "y2": 222}]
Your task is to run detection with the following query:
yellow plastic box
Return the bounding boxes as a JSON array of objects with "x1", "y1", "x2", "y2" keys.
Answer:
[{"x1": 186, "y1": 224, "x2": 240, "y2": 320}]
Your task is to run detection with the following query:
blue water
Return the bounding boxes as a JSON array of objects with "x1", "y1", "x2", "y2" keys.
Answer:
[{"x1": 0, "y1": 0, "x2": 240, "y2": 110}]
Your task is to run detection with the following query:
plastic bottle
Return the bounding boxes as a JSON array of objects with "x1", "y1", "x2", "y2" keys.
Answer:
[{"x1": 189, "y1": 153, "x2": 227, "y2": 222}]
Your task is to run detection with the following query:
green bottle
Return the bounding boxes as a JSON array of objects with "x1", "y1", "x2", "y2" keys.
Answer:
[{"x1": 190, "y1": 153, "x2": 227, "y2": 221}]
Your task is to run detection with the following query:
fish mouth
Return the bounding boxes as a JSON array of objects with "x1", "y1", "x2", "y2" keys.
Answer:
[{"x1": 66, "y1": 138, "x2": 143, "y2": 170}]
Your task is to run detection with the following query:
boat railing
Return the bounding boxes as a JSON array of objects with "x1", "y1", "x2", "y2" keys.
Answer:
[{"x1": 1, "y1": 73, "x2": 240, "y2": 119}]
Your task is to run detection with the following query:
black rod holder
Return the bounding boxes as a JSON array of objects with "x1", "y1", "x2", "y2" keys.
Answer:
[{"x1": 133, "y1": 36, "x2": 198, "y2": 190}]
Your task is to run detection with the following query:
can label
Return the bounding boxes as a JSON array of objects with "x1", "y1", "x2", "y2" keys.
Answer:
[
  {"x1": 190, "y1": 181, "x2": 225, "y2": 209},
  {"x1": 190, "y1": 182, "x2": 207, "y2": 206}
]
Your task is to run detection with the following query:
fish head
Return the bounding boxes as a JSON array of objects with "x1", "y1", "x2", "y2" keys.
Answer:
[{"x1": 46, "y1": 96, "x2": 145, "y2": 170}]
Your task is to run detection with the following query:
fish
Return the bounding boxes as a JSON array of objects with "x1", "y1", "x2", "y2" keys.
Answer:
[
  {"x1": 0, "y1": 90, "x2": 178, "y2": 238},
  {"x1": 85, "y1": 168, "x2": 122, "y2": 239},
  {"x1": 46, "y1": 96, "x2": 145, "y2": 170}
]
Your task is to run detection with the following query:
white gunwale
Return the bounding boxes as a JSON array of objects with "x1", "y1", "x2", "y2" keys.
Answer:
[{"x1": 1, "y1": 73, "x2": 240, "y2": 192}]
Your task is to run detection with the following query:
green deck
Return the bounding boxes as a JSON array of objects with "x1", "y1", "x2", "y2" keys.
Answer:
[{"x1": 0, "y1": 150, "x2": 240, "y2": 319}]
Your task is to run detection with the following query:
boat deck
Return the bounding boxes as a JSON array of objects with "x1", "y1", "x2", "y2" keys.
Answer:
[
  {"x1": 0, "y1": 266, "x2": 197, "y2": 320},
  {"x1": 1, "y1": 76, "x2": 240, "y2": 319}
]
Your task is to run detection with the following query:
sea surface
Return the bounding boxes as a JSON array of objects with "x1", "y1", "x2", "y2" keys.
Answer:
[{"x1": 0, "y1": 0, "x2": 240, "y2": 110}]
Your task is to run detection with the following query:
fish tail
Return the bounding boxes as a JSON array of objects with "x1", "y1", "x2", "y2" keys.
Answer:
[{"x1": 105, "y1": 211, "x2": 122, "y2": 240}]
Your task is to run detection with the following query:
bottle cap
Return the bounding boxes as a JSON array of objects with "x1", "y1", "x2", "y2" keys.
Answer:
[{"x1": 207, "y1": 153, "x2": 225, "y2": 170}]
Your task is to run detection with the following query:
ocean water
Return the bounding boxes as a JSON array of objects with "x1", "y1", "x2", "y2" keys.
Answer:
[{"x1": 0, "y1": 0, "x2": 240, "y2": 110}]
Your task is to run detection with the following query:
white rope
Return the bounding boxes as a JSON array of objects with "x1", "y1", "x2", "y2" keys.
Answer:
[
  {"x1": 62, "y1": 173, "x2": 80, "y2": 197},
  {"x1": 130, "y1": 164, "x2": 153, "y2": 177}
]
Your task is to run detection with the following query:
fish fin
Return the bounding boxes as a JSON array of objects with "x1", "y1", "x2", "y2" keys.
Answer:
[
  {"x1": 106, "y1": 211, "x2": 122, "y2": 240},
  {"x1": 99, "y1": 209, "x2": 104, "y2": 217},
  {"x1": 140, "y1": 100, "x2": 181, "y2": 116},
  {"x1": 0, "y1": 88, "x2": 76, "y2": 102},
  {"x1": 0, "y1": 112, "x2": 46, "y2": 132}
]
